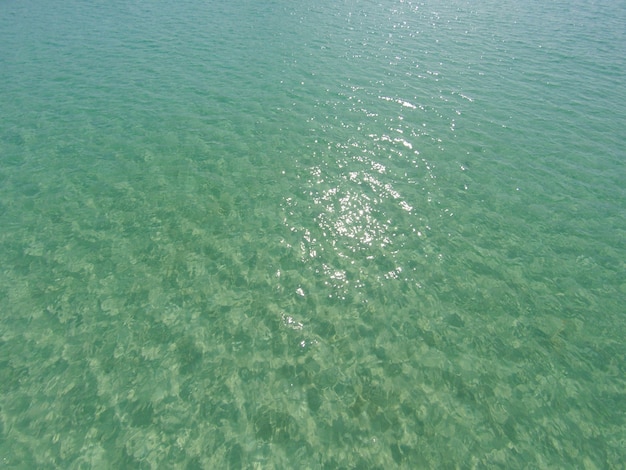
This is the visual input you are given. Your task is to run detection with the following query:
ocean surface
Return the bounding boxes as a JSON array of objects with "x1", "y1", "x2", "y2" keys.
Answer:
[{"x1": 1, "y1": 0, "x2": 625, "y2": 468}]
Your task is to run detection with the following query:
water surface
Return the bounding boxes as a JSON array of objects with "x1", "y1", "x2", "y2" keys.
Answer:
[{"x1": 1, "y1": 0, "x2": 625, "y2": 467}]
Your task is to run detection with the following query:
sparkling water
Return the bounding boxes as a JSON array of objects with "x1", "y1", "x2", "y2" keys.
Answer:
[{"x1": 1, "y1": 0, "x2": 624, "y2": 467}]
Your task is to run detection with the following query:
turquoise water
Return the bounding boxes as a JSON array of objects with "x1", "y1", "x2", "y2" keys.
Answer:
[{"x1": 1, "y1": 0, "x2": 625, "y2": 467}]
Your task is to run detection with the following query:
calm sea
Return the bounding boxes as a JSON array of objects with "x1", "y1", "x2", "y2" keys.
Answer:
[{"x1": 1, "y1": 0, "x2": 625, "y2": 468}]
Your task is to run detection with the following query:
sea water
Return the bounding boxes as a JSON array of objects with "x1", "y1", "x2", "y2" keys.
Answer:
[{"x1": 1, "y1": 0, "x2": 625, "y2": 467}]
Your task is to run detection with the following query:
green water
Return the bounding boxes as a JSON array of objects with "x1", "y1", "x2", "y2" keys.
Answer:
[{"x1": 1, "y1": 0, "x2": 625, "y2": 468}]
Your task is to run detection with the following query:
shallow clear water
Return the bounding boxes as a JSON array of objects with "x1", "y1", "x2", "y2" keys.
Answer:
[{"x1": 1, "y1": 0, "x2": 625, "y2": 468}]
